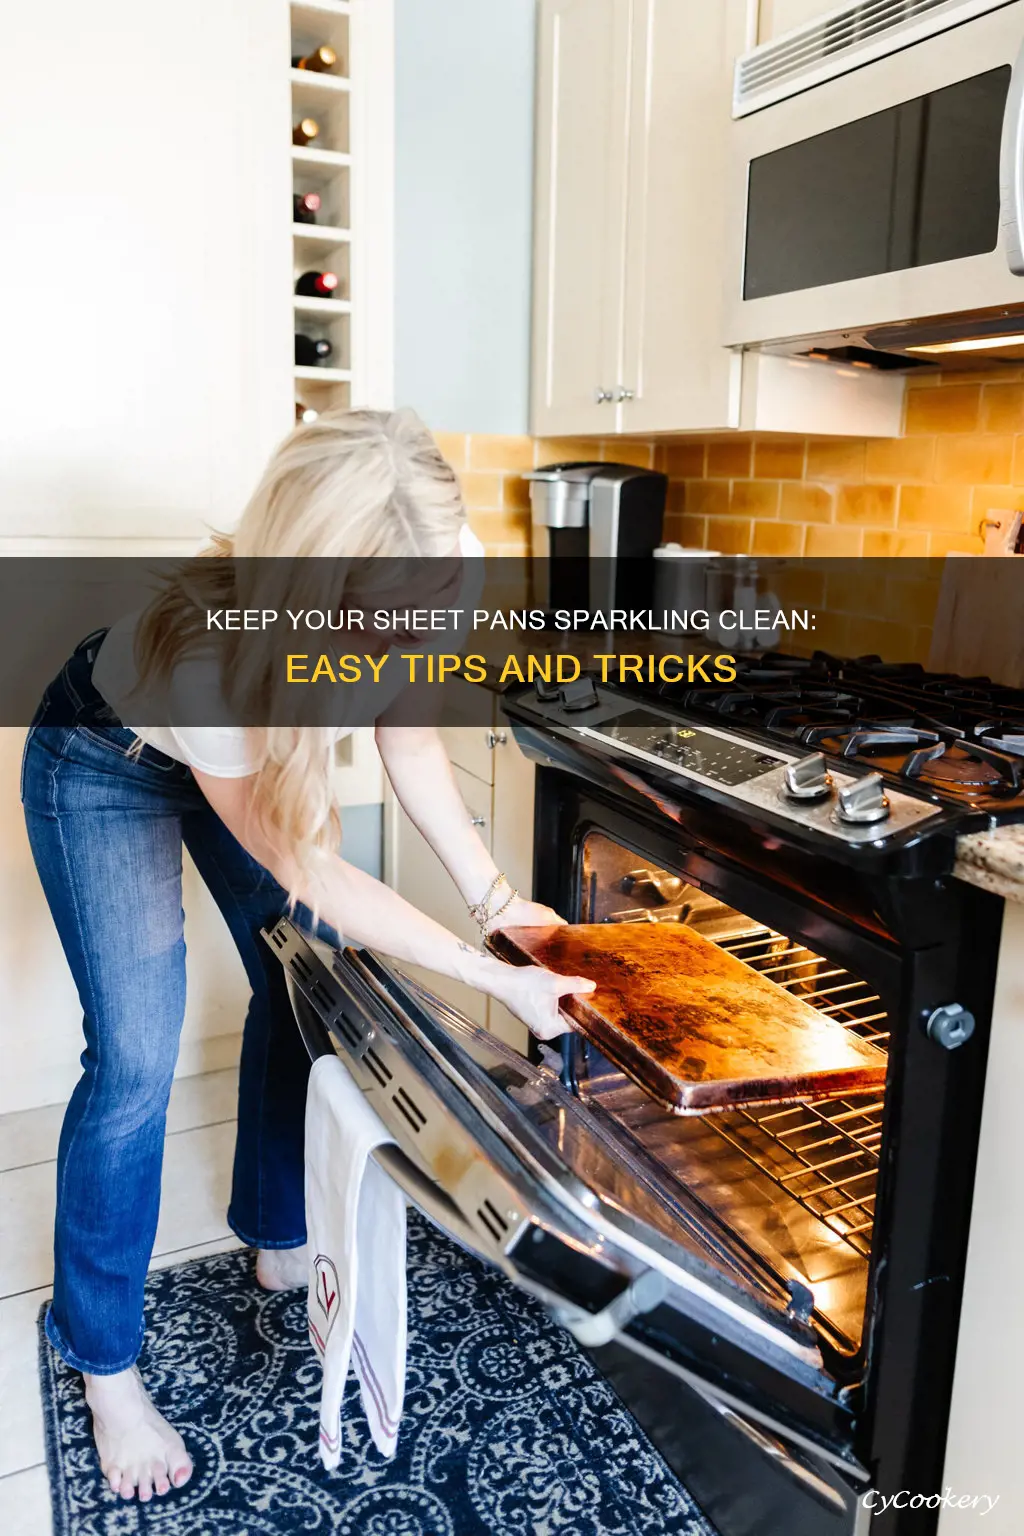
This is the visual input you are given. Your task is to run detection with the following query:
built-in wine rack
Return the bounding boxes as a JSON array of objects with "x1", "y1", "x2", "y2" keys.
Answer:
[
  {"x1": 290, "y1": 0, "x2": 392, "y2": 423},
  {"x1": 291, "y1": 0, "x2": 352, "y2": 418}
]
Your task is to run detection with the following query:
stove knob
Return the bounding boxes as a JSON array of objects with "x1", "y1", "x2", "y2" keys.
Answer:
[
  {"x1": 835, "y1": 773, "x2": 891, "y2": 825},
  {"x1": 558, "y1": 676, "x2": 600, "y2": 712},
  {"x1": 783, "y1": 752, "x2": 833, "y2": 802}
]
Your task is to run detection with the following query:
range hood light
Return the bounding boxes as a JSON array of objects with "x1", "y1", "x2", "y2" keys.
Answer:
[{"x1": 905, "y1": 333, "x2": 1024, "y2": 354}]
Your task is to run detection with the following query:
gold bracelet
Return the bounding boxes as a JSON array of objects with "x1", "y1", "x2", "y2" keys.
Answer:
[
  {"x1": 468, "y1": 872, "x2": 507, "y2": 930},
  {"x1": 484, "y1": 885, "x2": 519, "y2": 931}
]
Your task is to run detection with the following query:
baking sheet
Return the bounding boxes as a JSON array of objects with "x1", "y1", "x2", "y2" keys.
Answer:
[{"x1": 488, "y1": 923, "x2": 887, "y2": 1115}]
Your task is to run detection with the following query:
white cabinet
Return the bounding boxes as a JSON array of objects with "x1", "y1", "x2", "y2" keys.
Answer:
[
  {"x1": 531, "y1": 0, "x2": 746, "y2": 437},
  {"x1": 385, "y1": 758, "x2": 492, "y2": 1027},
  {"x1": 384, "y1": 715, "x2": 534, "y2": 1054},
  {"x1": 938, "y1": 900, "x2": 1024, "y2": 1533},
  {"x1": 531, "y1": 0, "x2": 632, "y2": 436},
  {"x1": 620, "y1": 0, "x2": 747, "y2": 434}
]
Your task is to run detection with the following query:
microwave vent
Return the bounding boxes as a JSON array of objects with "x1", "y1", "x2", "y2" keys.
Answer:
[{"x1": 734, "y1": 0, "x2": 1012, "y2": 117}]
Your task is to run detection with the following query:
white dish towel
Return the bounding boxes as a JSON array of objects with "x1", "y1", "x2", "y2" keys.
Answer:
[{"x1": 304, "y1": 1052, "x2": 407, "y2": 1465}]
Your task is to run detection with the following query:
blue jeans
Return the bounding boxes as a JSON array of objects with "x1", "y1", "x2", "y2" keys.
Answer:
[{"x1": 21, "y1": 636, "x2": 319, "y2": 1374}]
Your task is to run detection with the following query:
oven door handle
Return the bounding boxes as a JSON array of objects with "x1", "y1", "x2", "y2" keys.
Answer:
[
  {"x1": 704, "y1": 1395, "x2": 852, "y2": 1516},
  {"x1": 1000, "y1": 31, "x2": 1024, "y2": 275},
  {"x1": 554, "y1": 1268, "x2": 670, "y2": 1348},
  {"x1": 371, "y1": 1142, "x2": 492, "y2": 1262}
]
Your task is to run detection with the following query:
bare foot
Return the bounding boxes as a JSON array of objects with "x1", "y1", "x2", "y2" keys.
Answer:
[
  {"x1": 256, "y1": 1244, "x2": 308, "y2": 1292},
  {"x1": 84, "y1": 1367, "x2": 193, "y2": 1501}
]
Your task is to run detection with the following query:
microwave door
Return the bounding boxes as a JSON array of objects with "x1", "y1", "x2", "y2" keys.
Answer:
[
  {"x1": 264, "y1": 919, "x2": 867, "y2": 1482},
  {"x1": 724, "y1": 0, "x2": 1024, "y2": 348}
]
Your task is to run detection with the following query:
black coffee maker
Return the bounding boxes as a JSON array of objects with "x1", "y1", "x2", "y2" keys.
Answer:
[{"x1": 522, "y1": 462, "x2": 667, "y2": 612}]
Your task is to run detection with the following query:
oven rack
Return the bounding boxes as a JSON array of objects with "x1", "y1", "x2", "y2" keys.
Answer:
[{"x1": 708, "y1": 927, "x2": 887, "y2": 1259}]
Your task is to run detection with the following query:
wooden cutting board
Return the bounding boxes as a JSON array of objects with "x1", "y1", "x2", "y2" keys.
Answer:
[{"x1": 488, "y1": 923, "x2": 887, "y2": 1115}]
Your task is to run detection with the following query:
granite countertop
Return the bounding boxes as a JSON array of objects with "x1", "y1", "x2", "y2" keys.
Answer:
[{"x1": 955, "y1": 826, "x2": 1024, "y2": 902}]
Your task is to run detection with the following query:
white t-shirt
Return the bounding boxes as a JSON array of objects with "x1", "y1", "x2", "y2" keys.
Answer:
[{"x1": 92, "y1": 524, "x2": 484, "y2": 777}]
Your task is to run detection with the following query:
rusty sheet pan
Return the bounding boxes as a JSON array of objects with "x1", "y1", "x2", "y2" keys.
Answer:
[{"x1": 487, "y1": 923, "x2": 887, "y2": 1115}]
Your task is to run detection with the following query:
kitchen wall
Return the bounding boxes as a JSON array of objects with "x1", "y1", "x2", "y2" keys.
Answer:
[
  {"x1": 438, "y1": 431, "x2": 661, "y2": 553},
  {"x1": 393, "y1": 0, "x2": 535, "y2": 434},
  {"x1": 450, "y1": 369, "x2": 1024, "y2": 560},
  {"x1": 657, "y1": 371, "x2": 1024, "y2": 560}
]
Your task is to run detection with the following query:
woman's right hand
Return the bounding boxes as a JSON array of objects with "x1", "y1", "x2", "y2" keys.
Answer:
[{"x1": 489, "y1": 963, "x2": 595, "y2": 1042}]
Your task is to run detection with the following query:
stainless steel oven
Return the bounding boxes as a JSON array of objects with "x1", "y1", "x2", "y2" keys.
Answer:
[
  {"x1": 268, "y1": 915, "x2": 871, "y2": 1534},
  {"x1": 725, "y1": 0, "x2": 1024, "y2": 352},
  {"x1": 266, "y1": 694, "x2": 1003, "y2": 1536}
]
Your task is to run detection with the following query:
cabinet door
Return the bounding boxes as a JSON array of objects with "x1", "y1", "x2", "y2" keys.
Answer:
[
  {"x1": 384, "y1": 764, "x2": 491, "y2": 1027},
  {"x1": 531, "y1": 0, "x2": 632, "y2": 437},
  {"x1": 486, "y1": 732, "x2": 536, "y2": 1055},
  {"x1": 437, "y1": 680, "x2": 498, "y2": 786},
  {"x1": 617, "y1": 0, "x2": 743, "y2": 434}
]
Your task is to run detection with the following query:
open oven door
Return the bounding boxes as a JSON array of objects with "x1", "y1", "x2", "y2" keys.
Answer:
[{"x1": 265, "y1": 917, "x2": 870, "y2": 1510}]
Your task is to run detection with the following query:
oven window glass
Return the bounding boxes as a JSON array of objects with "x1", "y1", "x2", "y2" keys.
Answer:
[
  {"x1": 576, "y1": 830, "x2": 891, "y2": 1357},
  {"x1": 743, "y1": 66, "x2": 1010, "y2": 299}
]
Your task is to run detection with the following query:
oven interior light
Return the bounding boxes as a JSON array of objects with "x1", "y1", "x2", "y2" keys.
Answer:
[{"x1": 905, "y1": 332, "x2": 1024, "y2": 354}]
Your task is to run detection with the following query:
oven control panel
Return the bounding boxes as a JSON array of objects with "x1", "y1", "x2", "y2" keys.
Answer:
[
  {"x1": 599, "y1": 711, "x2": 782, "y2": 786},
  {"x1": 519, "y1": 691, "x2": 944, "y2": 844}
]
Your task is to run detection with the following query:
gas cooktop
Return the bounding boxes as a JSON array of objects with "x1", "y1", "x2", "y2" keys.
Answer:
[
  {"x1": 506, "y1": 654, "x2": 1024, "y2": 859},
  {"x1": 643, "y1": 652, "x2": 1024, "y2": 820}
]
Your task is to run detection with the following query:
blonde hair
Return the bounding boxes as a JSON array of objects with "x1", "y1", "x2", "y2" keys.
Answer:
[{"x1": 135, "y1": 407, "x2": 466, "y2": 879}]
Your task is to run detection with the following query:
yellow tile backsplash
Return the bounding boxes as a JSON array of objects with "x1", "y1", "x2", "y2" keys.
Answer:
[
  {"x1": 452, "y1": 434, "x2": 658, "y2": 555},
  {"x1": 446, "y1": 369, "x2": 1024, "y2": 557}
]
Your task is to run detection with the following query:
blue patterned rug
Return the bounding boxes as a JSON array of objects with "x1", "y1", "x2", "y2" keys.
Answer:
[{"x1": 39, "y1": 1213, "x2": 716, "y2": 1535}]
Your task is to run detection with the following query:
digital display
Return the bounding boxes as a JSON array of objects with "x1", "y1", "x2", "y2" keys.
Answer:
[{"x1": 598, "y1": 709, "x2": 780, "y2": 787}]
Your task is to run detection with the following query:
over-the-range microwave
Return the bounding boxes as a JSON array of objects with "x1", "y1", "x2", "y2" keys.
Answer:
[{"x1": 724, "y1": 0, "x2": 1024, "y2": 358}]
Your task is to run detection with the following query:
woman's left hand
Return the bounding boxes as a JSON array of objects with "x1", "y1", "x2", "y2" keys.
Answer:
[{"x1": 485, "y1": 896, "x2": 566, "y2": 934}]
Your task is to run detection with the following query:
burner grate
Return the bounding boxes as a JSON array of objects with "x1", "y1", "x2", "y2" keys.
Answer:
[
  {"x1": 663, "y1": 650, "x2": 1024, "y2": 814},
  {"x1": 976, "y1": 720, "x2": 1024, "y2": 758},
  {"x1": 707, "y1": 926, "x2": 888, "y2": 1258}
]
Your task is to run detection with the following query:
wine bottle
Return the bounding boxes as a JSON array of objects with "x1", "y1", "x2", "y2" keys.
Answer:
[
  {"x1": 295, "y1": 401, "x2": 319, "y2": 424},
  {"x1": 295, "y1": 270, "x2": 339, "y2": 298},
  {"x1": 292, "y1": 45, "x2": 338, "y2": 73},
  {"x1": 295, "y1": 334, "x2": 333, "y2": 366},
  {"x1": 292, "y1": 117, "x2": 319, "y2": 147},
  {"x1": 293, "y1": 191, "x2": 321, "y2": 225}
]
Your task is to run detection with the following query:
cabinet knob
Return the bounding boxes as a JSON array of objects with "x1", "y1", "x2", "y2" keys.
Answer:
[
  {"x1": 594, "y1": 387, "x2": 614, "y2": 404},
  {"x1": 470, "y1": 814, "x2": 487, "y2": 828},
  {"x1": 486, "y1": 728, "x2": 507, "y2": 749},
  {"x1": 615, "y1": 385, "x2": 635, "y2": 402}
]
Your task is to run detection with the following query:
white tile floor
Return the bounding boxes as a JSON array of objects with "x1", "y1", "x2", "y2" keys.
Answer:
[{"x1": 0, "y1": 1068, "x2": 243, "y2": 1535}]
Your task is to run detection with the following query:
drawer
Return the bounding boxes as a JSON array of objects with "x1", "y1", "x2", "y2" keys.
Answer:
[
  {"x1": 439, "y1": 726, "x2": 497, "y2": 786},
  {"x1": 384, "y1": 765, "x2": 493, "y2": 1027},
  {"x1": 437, "y1": 679, "x2": 500, "y2": 784}
]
